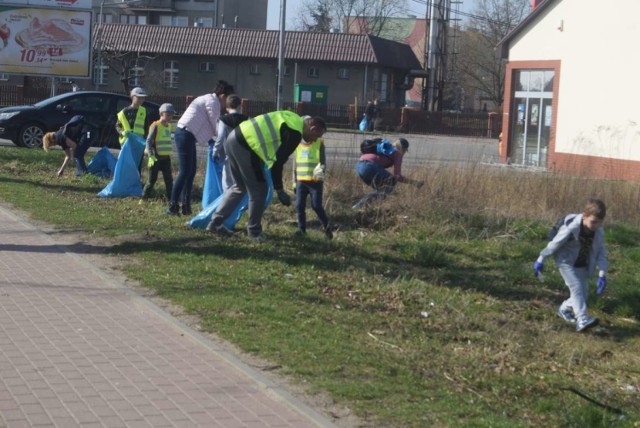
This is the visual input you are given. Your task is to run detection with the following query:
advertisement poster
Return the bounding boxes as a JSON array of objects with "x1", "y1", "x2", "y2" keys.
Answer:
[{"x1": 0, "y1": 5, "x2": 92, "y2": 77}]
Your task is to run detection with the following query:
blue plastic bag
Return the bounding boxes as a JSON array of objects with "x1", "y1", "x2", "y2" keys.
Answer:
[
  {"x1": 202, "y1": 144, "x2": 224, "y2": 208},
  {"x1": 97, "y1": 132, "x2": 145, "y2": 198},
  {"x1": 86, "y1": 146, "x2": 117, "y2": 178},
  {"x1": 359, "y1": 116, "x2": 368, "y2": 132},
  {"x1": 188, "y1": 164, "x2": 273, "y2": 230}
]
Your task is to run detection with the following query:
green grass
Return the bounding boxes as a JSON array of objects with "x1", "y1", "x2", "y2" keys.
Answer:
[{"x1": 1, "y1": 146, "x2": 639, "y2": 427}]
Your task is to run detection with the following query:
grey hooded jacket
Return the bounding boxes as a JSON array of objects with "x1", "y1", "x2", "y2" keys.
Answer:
[{"x1": 539, "y1": 213, "x2": 608, "y2": 277}]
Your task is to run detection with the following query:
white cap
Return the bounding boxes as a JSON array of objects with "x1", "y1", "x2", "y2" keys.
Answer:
[{"x1": 130, "y1": 87, "x2": 147, "y2": 97}]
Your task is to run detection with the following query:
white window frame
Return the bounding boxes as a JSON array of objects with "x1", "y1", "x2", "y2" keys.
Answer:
[
  {"x1": 199, "y1": 61, "x2": 215, "y2": 73},
  {"x1": 94, "y1": 61, "x2": 109, "y2": 86},
  {"x1": 128, "y1": 60, "x2": 144, "y2": 87},
  {"x1": 163, "y1": 60, "x2": 179, "y2": 89}
]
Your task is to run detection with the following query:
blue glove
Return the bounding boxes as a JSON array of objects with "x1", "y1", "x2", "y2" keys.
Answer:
[
  {"x1": 277, "y1": 189, "x2": 291, "y2": 206},
  {"x1": 597, "y1": 276, "x2": 607, "y2": 295},
  {"x1": 533, "y1": 261, "x2": 544, "y2": 278}
]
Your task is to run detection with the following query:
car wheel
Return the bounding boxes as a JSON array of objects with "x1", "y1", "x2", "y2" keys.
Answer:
[{"x1": 19, "y1": 122, "x2": 45, "y2": 148}]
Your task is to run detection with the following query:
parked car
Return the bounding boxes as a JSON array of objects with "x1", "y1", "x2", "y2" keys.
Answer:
[{"x1": 0, "y1": 91, "x2": 159, "y2": 148}]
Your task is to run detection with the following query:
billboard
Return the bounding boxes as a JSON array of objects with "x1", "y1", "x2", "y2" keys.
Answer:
[{"x1": 0, "y1": 4, "x2": 92, "y2": 77}]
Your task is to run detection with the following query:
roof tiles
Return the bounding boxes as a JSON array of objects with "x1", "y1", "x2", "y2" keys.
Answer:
[{"x1": 97, "y1": 24, "x2": 421, "y2": 69}]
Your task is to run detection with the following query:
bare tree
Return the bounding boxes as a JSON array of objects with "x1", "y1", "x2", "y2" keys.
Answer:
[
  {"x1": 297, "y1": 0, "x2": 407, "y2": 36},
  {"x1": 97, "y1": 49, "x2": 158, "y2": 95},
  {"x1": 457, "y1": 0, "x2": 530, "y2": 110}
]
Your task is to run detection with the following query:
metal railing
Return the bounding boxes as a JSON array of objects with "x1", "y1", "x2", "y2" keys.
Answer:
[{"x1": 0, "y1": 85, "x2": 502, "y2": 138}]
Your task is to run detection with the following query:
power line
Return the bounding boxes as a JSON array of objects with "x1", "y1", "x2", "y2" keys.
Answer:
[{"x1": 407, "y1": 0, "x2": 511, "y2": 26}]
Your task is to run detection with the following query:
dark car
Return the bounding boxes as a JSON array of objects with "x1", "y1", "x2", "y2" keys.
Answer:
[{"x1": 0, "y1": 91, "x2": 159, "y2": 148}]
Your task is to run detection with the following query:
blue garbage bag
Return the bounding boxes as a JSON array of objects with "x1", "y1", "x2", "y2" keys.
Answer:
[
  {"x1": 97, "y1": 132, "x2": 145, "y2": 198},
  {"x1": 86, "y1": 146, "x2": 117, "y2": 178},
  {"x1": 202, "y1": 144, "x2": 224, "y2": 208},
  {"x1": 188, "y1": 164, "x2": 273, "y2": 230},
  {"x1": 359, "y1": 116, "x2": 368, "y2": 132}
]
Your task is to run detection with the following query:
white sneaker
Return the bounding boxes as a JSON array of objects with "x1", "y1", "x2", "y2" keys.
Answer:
[
  {"x1": 576, "y1": 316, "x2": 599, "y2": 332},
  {"x1": 557, "y1": 305, "x2": 576, "y2": 323}
]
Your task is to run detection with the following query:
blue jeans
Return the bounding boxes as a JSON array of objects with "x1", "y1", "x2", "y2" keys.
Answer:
[
  {"x1": 74, "y1": 128, "x2": 93, "y2": 176},
  {"x1": 171, "y1": 127, "x2": 197, "y2": 208},
  {"x1": 296, "y1": 180, "x2": 328, "y2": 232},
  {"x1": 353, "y1": 160, "x2": 396, "y2": 208}
]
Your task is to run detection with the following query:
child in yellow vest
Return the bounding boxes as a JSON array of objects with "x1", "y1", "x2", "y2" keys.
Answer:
[
  {"x1": 293, "y1": 135, "x2": 332, "y2": 239},
  {"x1": 142, "y1": 103, "x2": 176, "y2": 200}
]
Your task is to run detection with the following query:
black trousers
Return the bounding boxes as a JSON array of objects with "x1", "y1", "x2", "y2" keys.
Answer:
[{"x1": 142, "y1": 155, "x2": 173, "y2": 200}]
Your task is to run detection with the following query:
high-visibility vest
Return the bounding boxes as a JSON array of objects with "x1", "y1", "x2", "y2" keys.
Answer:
[
  {"x1": 151, "y1": 120, "x2": 173, "y2": 156},
  {"x1": 295, "y1": 139, "x2": 322, "y2": 181},
  {"x1": 239, "y1": 111, "x2": 303, "y2": 168},
  {"x1": 117, "y1": 105, "x2": 147, "y2": 145}
]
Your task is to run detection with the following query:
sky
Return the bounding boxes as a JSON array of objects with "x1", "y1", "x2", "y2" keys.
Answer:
[{"x1": 266, "y1": 0, "x2": 475, "y2": 31}]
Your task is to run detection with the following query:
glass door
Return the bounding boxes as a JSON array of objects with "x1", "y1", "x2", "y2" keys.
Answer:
[{"x1": 509, "y1": 70, "x2": 554, "y2": 167}]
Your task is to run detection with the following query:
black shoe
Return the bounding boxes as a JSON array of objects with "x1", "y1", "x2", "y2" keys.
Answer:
[
  {"x1": 324, "y1": 225, "x2": 333, "y2": 240},
  {"x1": 181, "y1": 205, "x2": 192, "y2": 216},
  {"x1": 165, "y1": 203, "x2": 179, "y2": 216}
]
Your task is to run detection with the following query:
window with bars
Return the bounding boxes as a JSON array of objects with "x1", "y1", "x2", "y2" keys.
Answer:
[
  {"x1": 308, "y1": 67, "x2": 320, "y2": 78},
  {"x1": 163, "y1": 60, "x2": 179, "y2": 89}
]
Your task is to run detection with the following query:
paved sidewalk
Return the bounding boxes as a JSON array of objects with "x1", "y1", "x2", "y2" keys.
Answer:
[{"x1": 0, "y1": 205, "x2": 336, "y2": 428}]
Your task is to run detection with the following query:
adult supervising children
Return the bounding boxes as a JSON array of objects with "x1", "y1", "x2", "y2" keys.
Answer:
[
  {"x1": 167, "y1": 80, "x2": 235, "y2": 216},
  {"x1": 533, "y1": 198, "x2": 609, "y2": 332},
  {"x1": 206, "y1": 112, "x2": 326, "y2": 240},
  {"x1": 142, "y1": 103, "x2": 176, "y2": 201},
  {"x1": 352, "y1": 138, "x2": 423, "y2": 209}
]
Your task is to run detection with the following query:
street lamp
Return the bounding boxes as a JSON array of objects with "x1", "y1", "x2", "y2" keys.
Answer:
[{"x1": 276, "y1": 0, "x2": 286, "y2": 110}]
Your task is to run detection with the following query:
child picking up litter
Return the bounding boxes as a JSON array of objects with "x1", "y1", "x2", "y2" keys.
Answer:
[{"x1": 534, "y1": 198, "x2": 608, "y2": 332}]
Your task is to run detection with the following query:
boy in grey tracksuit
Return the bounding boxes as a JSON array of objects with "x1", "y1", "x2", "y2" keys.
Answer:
[{"x1": 533, "y1": 198, "x2": 608, "y2": 332}]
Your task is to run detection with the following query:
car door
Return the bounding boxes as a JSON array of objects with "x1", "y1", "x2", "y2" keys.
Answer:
[{"x1": 61, "y1": 93, "x2": 121, "y2": 147}]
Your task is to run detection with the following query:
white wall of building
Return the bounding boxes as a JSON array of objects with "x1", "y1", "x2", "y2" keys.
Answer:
[{"x1": 508, "y1": 0, "x2": 640, "y2": 161}]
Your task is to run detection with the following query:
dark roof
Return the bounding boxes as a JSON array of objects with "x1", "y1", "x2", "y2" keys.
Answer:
[
  {"x1": 97, "y1": 24, "x2": 422, "y2": 70},
  {"x1": 496, "y1": 0, "x2": 559, "y2": 59}
]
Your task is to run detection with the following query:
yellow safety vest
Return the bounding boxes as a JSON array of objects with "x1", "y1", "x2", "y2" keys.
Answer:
[
  {"x1": 295, "y1": 139, "x2": 322, "y2": 181},
  {"x1": 117, "y1": 105, "x2": 147, "y2": 145},
  {"x1": 151, "y1": 120, "x2": 173, "y2": 156},
  {"x1": 239, "y1": 111, "x2": 303, "y2": 168}
]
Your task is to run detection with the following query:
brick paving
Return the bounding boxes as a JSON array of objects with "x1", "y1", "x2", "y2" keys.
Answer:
[{"x1": 0, "y1": 205, "x2": 336, "y2": 428}]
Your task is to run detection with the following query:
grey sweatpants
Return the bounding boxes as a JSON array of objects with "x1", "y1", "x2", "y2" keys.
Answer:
[
  {"x1": 557, "y1": 264, "x2": 590, "y2": 322},
  {"x1": 210, "y1": 133, "x2": 268, "y2": 237}
]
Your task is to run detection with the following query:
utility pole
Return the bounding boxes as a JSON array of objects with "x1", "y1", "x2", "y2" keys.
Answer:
[
  {"x1": 426, "y1": 0, "x2": 450, "y2": 112},
  {"x1": 276, "y1": 0, "x2": 286, "y2": 110}
]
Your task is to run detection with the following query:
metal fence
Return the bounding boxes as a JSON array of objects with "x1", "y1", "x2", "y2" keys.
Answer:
[{"x1": 0, "y1": 85, "x2": 502, "y2": 138}]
